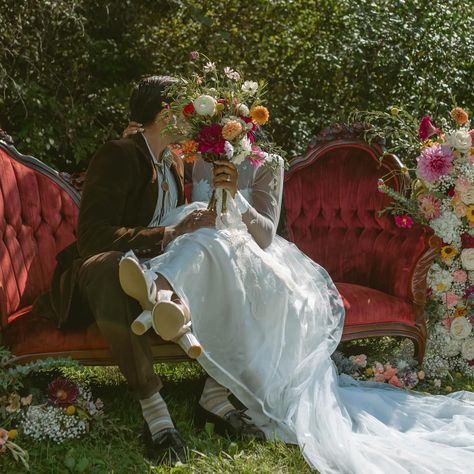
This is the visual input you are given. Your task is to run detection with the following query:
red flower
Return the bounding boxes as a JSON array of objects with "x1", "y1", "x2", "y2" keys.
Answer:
[
  {"x1": 394, "y1": 214, "x2": 414, "y2": 229},
  {"x1": 418, "y1": 116, "x2": 440, "y2": 141},
  {"x1": 461, "y1": 233, "x2": 474, "y2": 249},
  {"x1": 197, "y1": 124, "x2": 226, "y2": 154},
  {"x1": 217, "y1": 98, "x2": 226, "y2": 104},
  {"x1": 183, "y1": 103, "x2": 195, "y2": 116},
  {"x1": 47, "y1": 377, "x2": 78, "y2": 406},
  {"x1": 447, "y1": 187, "x2": 456, "y2": 197}
]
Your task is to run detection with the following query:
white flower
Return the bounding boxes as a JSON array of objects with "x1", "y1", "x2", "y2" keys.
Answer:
[
  {"x1": 224, "y1": 141, "x2": 234, "y2": 160},
  {"x1": 459, "y1": 185, "x2": 474, "y2": 205},
  {"x1": 430, "y1": 211, "x2": 462, "y2": 245},
  {"x1": 224, "y1": 67, "x2": 241, "y2": 81},
  {"x1": 238, "y1": 104, "x2": 250, "y2": 116},
  {"x1": 242, "y1": 81, "x2": 259, "y2": 95},
  {"x1": 461, "y1": 337, "x2": 474, "y2": 360},
  {"x1": 428, "y1": 263, "x2": 453, "y2": 294},
  {"x1": 446, "y1": 130, "x2": 472, "y2": 154},
  {"x1": 233, "y1": 137, "x2": 252, "y2": 165},
  {"x1": 450, "y1": 317, "x2": 472, "y2": 340},
  {"x1": 461, "y1": 249, "x2": 474, "y2": 271},
  {"x1": 204, "y1": 61, "x2": 216, "y2": 73},
  {"x1": 193, "y1": 95, "x2": 216, "y2": 116},
  {"x1": 433, "y1": 379, "x2": 442, "y2": 388}
]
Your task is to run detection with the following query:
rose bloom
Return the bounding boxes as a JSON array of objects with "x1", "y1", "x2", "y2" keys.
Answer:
[
  {"x1": 442, "y1": 292, "x2": 459, "y2": 309},
  {"x1": 388, "y1": 375, "x2": 403, "y2": 388},
  {"x1": 250, "y1": 105, "x2": 270, "y2": 125},
  {"x1": 416, "y1": 144, "x2": 453, "y2": 182},
  {"x1": 417, "y1": 194, "x2": 441, "y2": 220},
  {"x1": 222, "y1": 120, "x2": 243, "y2": 140},
  {"x1": 453, "y1": 199, "x2": 468, "y2": 218},
  {"x1": 450, "y1": 107, "x2": 469, "y2": 125},
  {"x1": 394, "y1": 214, "x2": 414, "y2": 229},
  {"x1": 182, "y1": 102, "x2": 195, "y2": 116},
  {"x1": 350, "y1": 354, "x2": 367, "y2": 368},
  {"x1": 453, "y1": 269, "x2": 468, "y2": 283},
  {"x1": 450, "y1": 316, "x2": 472, "y2": 340},
  {"x1": 383, "y1": 364, "x2": 398, "y2": 380}
]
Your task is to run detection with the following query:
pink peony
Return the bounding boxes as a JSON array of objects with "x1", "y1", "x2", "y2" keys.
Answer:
[
  {"x1": 394, "y1": 214, "x2": 414, "y2": 228},
  {"x1": 418, "y1": 116, "x2": 440, "y2": 140},
  {"x1": 442, "y1": 292, "x2": 459, "y2": 309},
  {"x1": 453, "y1": 270, "x2": 468, "y2": 283},
  {"x1": 417, "y1": 194, "x2": 441, "y2": 220},
  {"x1": 197, "y1": 124, "x2": 226, "y2": 154},
  {"x1": 416, "y1": 144, "x2": 454, "y2": 182}
]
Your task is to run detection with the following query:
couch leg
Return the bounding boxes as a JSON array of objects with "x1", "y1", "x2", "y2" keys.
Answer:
[{"x1": 413, "y1": 336, "x2": 426, "y2": 366}]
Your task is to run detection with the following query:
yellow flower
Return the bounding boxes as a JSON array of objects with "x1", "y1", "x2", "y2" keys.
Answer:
[
  {"x1": 365, "y1": 367, "x2": 373, "y2": 376},
  {"x1": 7, "y1": 429, "x2": 18, "y2": 440},
  {"x1": 453, "y1": 306, "x2": 467, "y2": 318},
  {"x1": 436, "y1": 283, "x2": 447, "y2": 292},
  {"x1": 390, "y1": 107, "x2": 400, "y2": 116},
  {"x1": 250, "y1": 105, "x2": 270, "y2": 125},
  {"x1": 466, "y1": 205, "x2": 474, "y2": 222},
  {"x1": 450, "y1": 107, "x2": 469, "y2": 125},
  {"x1": 440, "y1": 245, "x2": 457, "y2": 260},
  {"x1": 66, "y1": 405, "x2": 76, "y2": 416},
  {"x1": 421, "y1": 139, "x2": 434, "y2": 149},
  {"x1": 222, "y1": 120, "x2": 243, "y2": 140}
]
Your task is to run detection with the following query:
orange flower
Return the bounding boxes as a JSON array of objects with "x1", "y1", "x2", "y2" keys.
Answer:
[
  {"x1": 181, "y1": 139, "x2": 199, "y2": 154},
  {"x1": 450, "y1": 107, "x2": 469, "y2": 125},
  {"x1": 453, "y1": 306, "x2": 467, "y2": 318},
  {"x1": 222, "y1": 120, "x2": 243, "y2": 140},
  {"x1": 250, "y1": 105, "x2": 270, "y2": 125},
  {"x1": 184, "y1": 154, "x2": 198, "y2": 163}
]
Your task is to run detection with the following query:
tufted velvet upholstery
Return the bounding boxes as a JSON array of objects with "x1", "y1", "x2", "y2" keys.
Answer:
[
  {"x1": 0, "y1": 146, "x2": 77, "y2": 328},
  {"x1": 285, "y1": 143, "x2": 428, "y2": 300}
]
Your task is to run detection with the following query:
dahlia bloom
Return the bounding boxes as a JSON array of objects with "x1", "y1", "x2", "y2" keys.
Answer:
[
  {"x1": 416, "y1": 144, "x2": 453, "y2": 182},
  {"x1": 47, "y1": 377, "x2": 79, "y2": 406},
  {"x1": 417, "y1": 194, "x2": 441, "y2": 220},
  {"x1": 197, "y1": 124, "x2": 226, "y2": 154},
  {"x1": 450, "y1": 107, "x2": 469, "y2": 125}
]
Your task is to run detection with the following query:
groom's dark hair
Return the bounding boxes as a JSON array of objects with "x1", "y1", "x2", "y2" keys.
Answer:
[{"x1": 129, "y1": 75, "x2": 177, "y2": 125}]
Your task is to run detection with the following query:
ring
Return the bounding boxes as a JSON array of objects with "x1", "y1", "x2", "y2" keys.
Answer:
[{"x1": 226, "y1": 176, "x2": 231, "y2": 182}]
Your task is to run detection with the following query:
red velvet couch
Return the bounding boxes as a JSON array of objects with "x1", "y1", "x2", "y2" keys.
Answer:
[{"x1": 0, "y1": 126, "x2": 438, "y2": 364}]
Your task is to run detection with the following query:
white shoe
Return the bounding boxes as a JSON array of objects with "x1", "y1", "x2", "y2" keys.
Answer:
[
  {"x1": 119, "y1": 255, "x2": 157, "y2": 310},
  {"x1": 130, "y1": 310, "x2": 153, "y2": 335},
  {"x1": 151, "y1": 290, "x2": 192, "y2": 341}
]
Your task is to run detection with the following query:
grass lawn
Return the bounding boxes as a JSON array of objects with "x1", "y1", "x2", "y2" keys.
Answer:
[{"x1": 2, "y1": 339, "x2": 473, "y2": 473}]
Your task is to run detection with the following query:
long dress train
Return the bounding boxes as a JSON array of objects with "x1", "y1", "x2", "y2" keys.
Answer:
[{"x1": 136, "y1": 158, "x2": 474, "y2": 473}]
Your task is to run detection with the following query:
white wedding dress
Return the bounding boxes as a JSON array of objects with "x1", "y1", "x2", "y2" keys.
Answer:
[{"x1": 138, "y1": 158, "x2": 474, "y2": 473}]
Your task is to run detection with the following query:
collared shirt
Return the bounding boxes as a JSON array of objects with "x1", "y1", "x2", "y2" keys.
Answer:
[{"x1": 141, "y1": 134, "x2": 178, "y2": 227}]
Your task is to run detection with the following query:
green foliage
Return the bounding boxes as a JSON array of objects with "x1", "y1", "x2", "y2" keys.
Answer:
[{"x1": 1, "y1": 0, "x2": 473, "y2": 171}]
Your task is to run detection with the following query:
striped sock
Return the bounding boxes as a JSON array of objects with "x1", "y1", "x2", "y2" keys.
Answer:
[
  {"x1": 139, "y1": 391, "x2": 174, "y2": 440},
  {"x1": 199, "y1": 377, "x2": 235, "y2": 418}
]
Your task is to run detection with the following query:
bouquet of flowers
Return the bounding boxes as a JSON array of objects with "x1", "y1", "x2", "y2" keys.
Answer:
[
  {"x1": 356, "y1": 107, "x2": 474, "y2": 378},
  {"x1": 162, "y1": 52, "x2": 285, "y2": 213}
]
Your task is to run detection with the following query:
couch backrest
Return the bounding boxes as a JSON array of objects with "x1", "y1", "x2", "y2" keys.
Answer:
[
  {"x1": 284, "y1": 138, "x2": 427, "y2": 297},
  {"x1": 0, "y1": 142, "x2": 79, "y2": 326}
]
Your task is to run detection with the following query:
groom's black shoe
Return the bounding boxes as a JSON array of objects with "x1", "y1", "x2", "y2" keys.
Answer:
[
  {"x1": 142, "y1": 423, "x2": 187, "y2": 465},
  {"x1": 195, "y1": 404, "x2": 266, "y2": 441}
]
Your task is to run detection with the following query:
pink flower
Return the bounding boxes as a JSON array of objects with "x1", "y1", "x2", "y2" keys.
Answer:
[
  {"x1": 189, "y1": 51, "x2": 199, "y2": 61},
  {"x1": 197, "y1": 124, "x2": 226, "y2": 154},
  {"x1": 374, "y1": 373, "x2": 386, "y2": 383},
  {"x1": 373, "y1": 362, "x2": 384, "y2": 374},
  {"x1": 350, "y1": 354, "x2": 368, "y2": 368},
  {"x1": 469, "y1": 130, "x2": 474, "y2": 143},
  {"x1": 383, "y1": 364, "x2": 398, "y2": 380},
  {"x1": 416, "y1": 144, "x2": 454, "y2": 182},
  {"x1": 417, "y1": 194, "x2": 441, "y2": 220},
  {"x1": 394, "y1": 214, "x2": 414, "y2": 228},
  {"x1": 418, "y1": 116, "x2": 440, "y2": 140},
  {"x1": 455, "y1": 177, "x2": 469, "y2": 193},
  {"x1": 388, "y1": 375, "x2": 403, "y2": 388},
  {"x1": 453, "y1": 270, "x2": 468, "y2": 283},
  {"x1": 247, "y1": 145, "x2": 266, "y2": 168},
  {"x1": 442, "y1": 292, "x2": 459, "y2": 309},
  {"x1": 442, "y1": 317, "x2": 452, "y2": 328}
]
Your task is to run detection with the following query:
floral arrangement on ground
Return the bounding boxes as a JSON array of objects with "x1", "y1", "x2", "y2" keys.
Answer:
[
  {"x1": 0, "y1": 348, "x2": 109, "y2": 469},
  {"x1": 352, "y1": 106, "x2": 474, "y2": 380}
]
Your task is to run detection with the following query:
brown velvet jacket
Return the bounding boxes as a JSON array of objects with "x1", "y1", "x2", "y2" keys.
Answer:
[{"x1": 33, "y1": 133, "x2": 185, "y2": 328}]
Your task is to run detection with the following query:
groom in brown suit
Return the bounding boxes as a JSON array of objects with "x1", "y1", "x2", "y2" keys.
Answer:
[{"x1": 35, "y1": 76, "x2": 216, "y2": 463}]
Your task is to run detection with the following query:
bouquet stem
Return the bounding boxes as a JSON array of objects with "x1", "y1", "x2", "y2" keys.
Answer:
[{"x1": 207, "y1": 188, "x2": 228, "y2": 214}]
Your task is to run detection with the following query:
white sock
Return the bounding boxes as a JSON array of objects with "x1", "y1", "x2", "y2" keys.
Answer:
[
  {"x1": 199, "y1": 377, "x2": 236, "y2": 418},
  {"x1": 139, "y1": 391, "x2": 174, "y2": 439}
]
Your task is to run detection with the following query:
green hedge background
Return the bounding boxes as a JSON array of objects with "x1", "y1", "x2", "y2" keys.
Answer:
[{"x1": 1, "y1": 0, "x2": 473, "y2": 171}]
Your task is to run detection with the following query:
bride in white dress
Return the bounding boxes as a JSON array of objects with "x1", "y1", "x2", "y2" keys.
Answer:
[{"x1": 126, "y1": 154, "x2": 474, "y2": 473}]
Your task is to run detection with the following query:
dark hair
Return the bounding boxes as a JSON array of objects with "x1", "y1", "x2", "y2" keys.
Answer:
[{"x1": 129, "y1": 75, "x2": 177, "y2": 125}]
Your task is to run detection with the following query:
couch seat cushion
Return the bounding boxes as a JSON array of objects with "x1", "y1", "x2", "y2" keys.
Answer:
[{"x1": 336, "y1": 283, "x2": 415, "y2": 326}]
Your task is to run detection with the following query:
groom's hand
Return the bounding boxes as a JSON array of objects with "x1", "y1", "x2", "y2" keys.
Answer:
[
  {"x1": 213, "y1": 160, "x2": 238, "y2": 198},
  {"x1": 163, "y1": 209, "x2": 216, "y2": 247},
  {"x1": 122, "y1": 121, "x2": 144, "y2": 138}
]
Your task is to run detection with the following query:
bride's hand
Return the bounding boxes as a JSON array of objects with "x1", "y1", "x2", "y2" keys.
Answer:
[
  {"x1": 122, "y1": 121, "x2": 144, "y2": 139},
  {"x1": 213, "y1": 160, "x2": 238, "y2": 197},
  {"x1": 163, "y1": 209, "x2": 216, "y2": 246}
]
